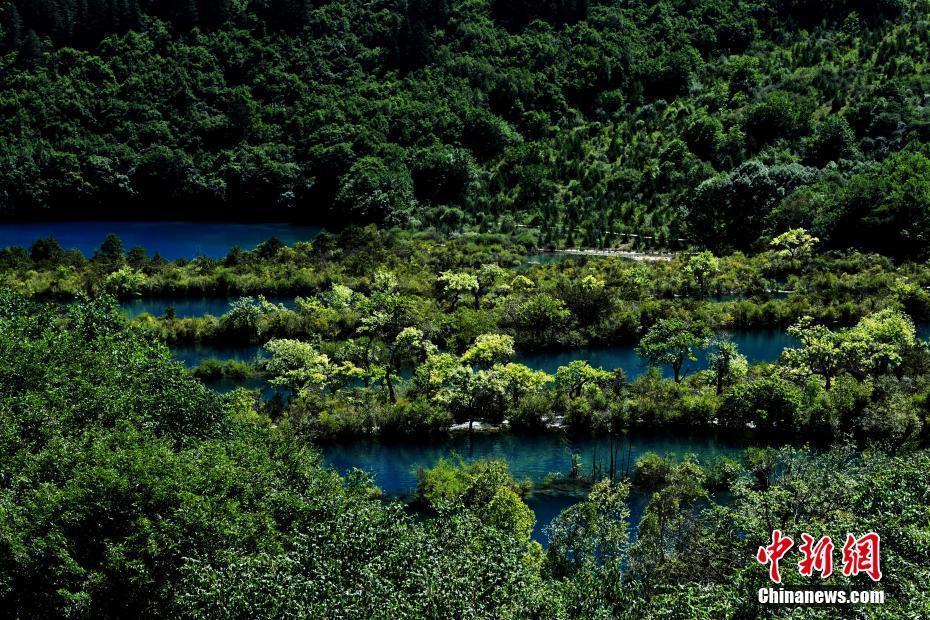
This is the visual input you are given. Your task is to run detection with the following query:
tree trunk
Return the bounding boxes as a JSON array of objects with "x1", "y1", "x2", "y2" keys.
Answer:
[{"x1": 385, "y1": 370, "x2": 397, "y2": 402}]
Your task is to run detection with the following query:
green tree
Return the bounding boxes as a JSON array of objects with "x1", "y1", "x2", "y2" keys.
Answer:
[
  {"x1": 707, "y1": 337, "x2": 747, "y2": 395},
  {"x1": 546, "y1": 479, "x2": 630, "y2": 579},
  {"x1": 684, "y1": 251, "x2": 719, "y2": 296},
  {"x1": 461, "y1": 333, "x2": 515, "y2": 369},
  {"x1": 770, "y1": 227, "x2": 818, "y2": 263},
  {"x1": 636, "y1": 319, "x2": 710, "y2": 383},
  {"x1": 555, "y1": 360, "x2": 611, "y2": 398},
  {"x1": 264, "y1": 338, "x2": 362, "y2": 395},
  {"x1": 784, "y1": 316, "x2": 844, "y2": 390}
]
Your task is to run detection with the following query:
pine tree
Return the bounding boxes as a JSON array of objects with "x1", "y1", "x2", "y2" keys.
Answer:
[{"x1": 1, "y1": 4, "x2": 24, "y2": 53}]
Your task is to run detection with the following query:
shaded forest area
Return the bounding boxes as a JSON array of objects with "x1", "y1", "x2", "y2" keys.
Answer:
[{"x1": 2, "y1": 0, "x2": 930, "y2": 255}]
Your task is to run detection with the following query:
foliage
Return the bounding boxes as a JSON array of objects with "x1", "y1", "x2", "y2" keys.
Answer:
[
  {"x1": 636, "y1": 318, "x2": 710, "y2": 383},
  {"x1": 3, "y1": 0, "x2": 930, "y2": 258}
]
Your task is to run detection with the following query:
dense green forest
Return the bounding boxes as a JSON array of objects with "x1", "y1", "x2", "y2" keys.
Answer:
[
  {"x1": 4, "y1": 0, "x2": 930, "y2": 615},
  {"x1": 2, "y1": 291, "x2": 927, "y2": 617},
  {"x1": 3, "y1": 0, "x2": 930, "y2": 255}
]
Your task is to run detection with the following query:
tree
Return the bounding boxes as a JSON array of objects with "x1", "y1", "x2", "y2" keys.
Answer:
[
  {"x1": 461, "y1": 333, "x2": 515, "y2": 369},
  {"x1": 495, "y1": 362, "x2": 552, "y2": 403},
  {"x1": 102, "y1": 266, "x2": 146, "y2": 297},
  {"x1": 475, "y1": 264, "x2": 506, "y2": 306},
  {"x1": 416, "y1": 458, "x2": 534, "y2": 541},
  {"x1": 335, "y1": 156, "x2": 415, "y2": 225},
  {"x1": 843, "y1": 309, "x2": 917, "y2": 378},
  {"x1": 437, "y1": 271, "x2": 480, "y2": 310},
  {"x1": 684, "y1": 251, "x2": 719, "y2": 296},
  {"x1": 742, "y1": 91, "x2": 810, "y2": 148},
  {"x1": 380, "y1": 327, "x2": 435, "y2": 402},
  {"x1": 804, "y1": 116, "x2": 857, "y2": 166},
  {"x1": 833, "y1": 149, "x2": 930, "y2": 259},
  {"x1": 546, "y1": 479, "x2": 630, "y2": 578},
  {"x1": 555, "y1": 360, "x2": 611, "y2": 398},
  {"x1": 264, "y1": 338, "x2": 362, "y2": 395},
  {"x1": 356, "y1": 272, "x2": 425, "y2": 401},
  {"x1": 707, "y1": 338, "x2": 747, "y2": 395},
  {"x1": 631, "y1": 457, "x2": 708, "y2": 587},
  {"x1": 28, "y1": 237, "x2": 65, "y2": 266},
  {"x1": 689, "y1": 161, "x2": 819, "y2": 253},
  {"x1": 783, "y1": 316, "x2": 844, "y2": 390},
  {"x1": 719, "y1": 377, "x2": 803, "y2": 431},
  {"x1": 508, "y1": 293, "x2": 572, "y2": 349},
  {"x1": 770, "y1": 227, "x2": 818, "y2": 263},
  {"x1": 558, "y1": 273, "x2": 611, "y2": 326},
  {"x1": 682, "y1": 112, "x2": 723, "y2": 161},
  {"x1": 92, "y1": 233, "x2": 126, "y2": 271},
  {"x1": 637, "y1": 319, "x2": 710, "y2": 383}
]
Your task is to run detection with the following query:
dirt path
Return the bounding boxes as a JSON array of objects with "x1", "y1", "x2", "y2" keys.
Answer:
[{"x1": 531, "y1": 248, "x2": 676, "y2": 262}]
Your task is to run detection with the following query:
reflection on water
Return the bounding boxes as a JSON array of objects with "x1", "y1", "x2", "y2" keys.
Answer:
[
  {"x1": 171, "y1": 343, "x2": 265, "y2": 367},
  {"x1": 122, "y1": 296, "x2": 297, "y2": 318},
  {"x1": 320, "y1": 432, "x2": 765, "y2": 546},
  {"x1": 515, "y1": 328, "x2": 794, "y2": 378}
]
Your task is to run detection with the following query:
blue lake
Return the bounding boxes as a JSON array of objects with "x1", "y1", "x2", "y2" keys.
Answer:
[
  {"x1": 0, "y1": 221, "x2": 322, "y2": 259},
  {"x1": 185, "y1": 328, "x2": 794, "y2": 544},
  {"x1": 171, "y1": 343, "x2": 267, "y2": 367},
  {"x1": 320, "y1": 432, "x2": 760, "y2": 545},
  {"x1": 122, "y1": 296, "x2": 297, "y2": 319},
  {"x1": 513, "y1": 328, "x2": 794, "y2": 379},
  {"x1": 172, "y1": 328, "x2": 794, "y2": 373}
]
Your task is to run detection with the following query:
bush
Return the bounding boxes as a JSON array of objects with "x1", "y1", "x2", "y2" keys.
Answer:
[
  {"x1": 719, "y1": 377, "x2": 804, "y2": 432},
  {"x1": 633, "y1": 452, "x2": 674, "y2": 490},
  {"x1": 377, "y1": 397, "x2": 452, "y2": 437},
  {"x1": 507, "y1": 392, "x2": 553, "y2": 432}
]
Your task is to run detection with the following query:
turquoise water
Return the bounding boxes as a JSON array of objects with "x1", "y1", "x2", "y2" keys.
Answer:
[
  {"x1": 320, "y1": 432, "x2": 760, "y2": 545},
  {"x1": 0, "y1": 221, "x2": 322, "y2": 259},
  {"x1": 121, "y1": 296, "x2": 297, "y2": 318},
  {"x1": 172, "y1": 329, "x2": 794, "y2": 373},
  {"x1": 514, "y1": 328, "x2": 794, "y2": 379},
  {"x1": 171, "y1": 328, "x2": 796, "y2": 406},
  {"x1": 171, "y1": 343, "x2": 266, "y2": 367}
]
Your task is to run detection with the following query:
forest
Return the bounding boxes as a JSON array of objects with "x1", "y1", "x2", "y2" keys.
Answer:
[
  {"x1": 3, "y1": 0, "x2": 930, "y2": 617},
  {"x1": 2, "y1": 227, "x2": 930, "y2": 616},
  {"x1": 2, "y1": 0, "x2": 930, "y2": 254}
]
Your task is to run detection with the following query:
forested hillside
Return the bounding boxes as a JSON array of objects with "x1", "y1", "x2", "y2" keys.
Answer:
[{"x1": 2, "y1": 0, "x2": 930, "y2": 254}]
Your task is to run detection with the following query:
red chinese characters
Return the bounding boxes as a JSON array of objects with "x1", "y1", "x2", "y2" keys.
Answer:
[
  {"x1": 798, "y1": 534, "x2": 834, "y2": 578},
  {"x1": 842, "y1": 533, "x2": 882, "y2": 582},
  {"x1": 757, "y1": 530, "x2": 794, "y2": 584},
  {"x1": 758, "y1": 531, "x2": 882, "y2": 583}
]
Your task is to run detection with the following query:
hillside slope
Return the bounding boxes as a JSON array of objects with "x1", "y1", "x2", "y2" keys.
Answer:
[{"x1": 1, "y1": 0, "x2": 929, "y2": 255}]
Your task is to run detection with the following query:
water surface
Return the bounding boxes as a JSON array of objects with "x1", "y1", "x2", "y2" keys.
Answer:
[
  {"x1": 515, "y1": 328, "x2": 794, "y2": 378},
  {"x1": 171, "y1": 343, "x2": 266, "y2": 367},
  {"x1": 0, "y1": 221, "x2": 322, "y2": 259},
  {"x1": 122, "y1": 296, "x2": 297, "y2": 318},
  {"x1": 320, "y1": 432, "x2": 760, "y2": 545}
]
